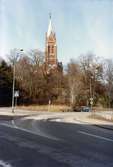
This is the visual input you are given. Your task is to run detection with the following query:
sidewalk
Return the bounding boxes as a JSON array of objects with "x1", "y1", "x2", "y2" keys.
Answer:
[
  {"x1": 0, "y1": 107, "x2": 113, "y2": 131},
  {"x1": 73, "y1": 112, "x2": 113, "y2": 131},
  {"x1": 0, "y1": 107, "x2": 39, "y2": 116}
]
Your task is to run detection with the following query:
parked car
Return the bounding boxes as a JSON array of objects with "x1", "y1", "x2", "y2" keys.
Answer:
[
  {"x1": 81, "y1": 106, "x2": 91, "y2": 112},
  {"x1": 72, "y1": 105, "x2": 91, "y2": 112},
  {"x1": 72, "y1": 106, "x2": 82, "y2": 112}
]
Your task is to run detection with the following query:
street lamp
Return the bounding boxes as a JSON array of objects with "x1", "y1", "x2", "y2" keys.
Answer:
[
  {"x1": 89, "y1": 76, "x2": 93, "y2": 112},
  {"x1": 12, "y1": 49, "x2": 23, "y2": 113},
  {"x1": 89, "y1": 65, "x2": 99, "y2": 112}
]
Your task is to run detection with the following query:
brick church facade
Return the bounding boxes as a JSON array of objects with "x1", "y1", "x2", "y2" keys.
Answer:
[{"x1": 44, "y1": 15, "x2": 63, "y2": 74}]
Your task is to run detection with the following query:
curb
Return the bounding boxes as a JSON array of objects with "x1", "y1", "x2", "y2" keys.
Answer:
[
  {"x1": 94, "y1": 124, "x2": 113, "y2": 131},
  {"x1": 75, "y1": 118, "x2": 113, "y2": 131}
]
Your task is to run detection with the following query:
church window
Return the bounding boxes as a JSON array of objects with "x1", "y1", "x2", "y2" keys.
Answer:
[
  {"x1": 52, "y1": 46, "x2": 54, "y2": 53},
  {"x1": 48, "y1": 46, "x2": 50, "y2": 52}
]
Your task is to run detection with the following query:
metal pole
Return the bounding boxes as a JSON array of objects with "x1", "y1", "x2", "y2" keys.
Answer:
[
  {"x1": 90, "y1": 78, "x2": 93, "y2": 112},
  {"x1": 12, "y1": 59, "x2": 15, "y2": 113},
  {"x1": 15, "y1": 96, "x2": 17, "y2": 108},
  {"x1": 90, "y1": 78, "x2": 92, "y2": 111},
  {"x1": 12, "y1": 49, "x2": 23, "y2": 113}
]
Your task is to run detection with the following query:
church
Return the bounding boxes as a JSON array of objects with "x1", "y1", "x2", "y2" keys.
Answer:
[{"x1": 44, "y1": 14, "x2": 63, "y2": 74}]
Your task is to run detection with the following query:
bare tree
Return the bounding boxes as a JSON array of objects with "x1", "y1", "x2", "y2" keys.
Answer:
[
  {"x1": 67, "y1": 59, "x2": 83, "y2": 107},
  {"x1": 104, "y1": 59, "x2": 113, "y2": 108},
  {"x1": 79, "y1": 53, "x2": 103, "y2": 106},
  {"x1": 28, "y1": 49, "x2": 44, "y2": 66}
]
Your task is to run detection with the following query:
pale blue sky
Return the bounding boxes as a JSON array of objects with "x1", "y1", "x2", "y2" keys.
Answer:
[{"x1": 0, "y1": 0, "x2": 113, "y2": 64}]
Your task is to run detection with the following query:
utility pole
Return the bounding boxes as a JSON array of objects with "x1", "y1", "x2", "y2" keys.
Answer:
[
  {"x1": 90, "y1": 77, "x2": 93, "y2": 112},
  {"x1": 12, "y1": 49, "x2": 23, "y2": 113},
  {"x1": 12, "y1": 58, "x2": 16, "y2": 113}
]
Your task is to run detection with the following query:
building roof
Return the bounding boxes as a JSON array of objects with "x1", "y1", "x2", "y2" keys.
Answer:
[{"x1": 47, "y1": 14, "x2": 54, "y2": 37}]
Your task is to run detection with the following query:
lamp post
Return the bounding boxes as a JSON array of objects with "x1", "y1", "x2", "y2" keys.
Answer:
[
  {"x1": 90, "y1": 77, "x2": 93, "y2": 112},
  {"x1": 12, "y1": 49, "x2": 23, "y2": 113},
  {"x1": 89, "y1": 66, "x2": 98, "y2": 113}
]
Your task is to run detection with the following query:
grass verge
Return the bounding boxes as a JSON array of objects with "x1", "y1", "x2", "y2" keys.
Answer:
[
  {"x1": 89, "y1": 113, "x2": 113, "y2": 122},
  {"x1": 18, "y1": 105, "x2": 70, "y2": 112}
]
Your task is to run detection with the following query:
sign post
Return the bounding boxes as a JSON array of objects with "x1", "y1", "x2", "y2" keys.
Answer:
[
  {"x1": 90, "y1": 97, "x2": 93, "y2": 112},
  {"x1": 14, "y1": 90, "x2": 19, "y2": 108}
]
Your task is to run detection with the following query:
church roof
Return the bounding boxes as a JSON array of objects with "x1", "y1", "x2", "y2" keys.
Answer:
[{"x1": 47, "y1": 14, "x2": 54, "y2": 37}]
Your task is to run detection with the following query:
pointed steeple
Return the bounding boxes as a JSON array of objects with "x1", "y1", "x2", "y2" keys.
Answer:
[
  {"x1": 47, "y1": 13, "x2": 54, "y2": 37},
  {"x1": 45, "y1": 13, "x2": 63, "y2": 74}
]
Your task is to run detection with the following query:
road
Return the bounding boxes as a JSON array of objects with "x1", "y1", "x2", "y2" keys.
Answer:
[{"x1": 0, "y1": 113, "x2": 113, "y2": 167}]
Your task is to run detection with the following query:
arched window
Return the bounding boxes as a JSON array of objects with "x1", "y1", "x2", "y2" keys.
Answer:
[
  {"x1": 48, "y1": 46, "x2": 50, "y2": 52},
  {"x1": 52, "y1": 46, "x2": 54, "y2": 53}
]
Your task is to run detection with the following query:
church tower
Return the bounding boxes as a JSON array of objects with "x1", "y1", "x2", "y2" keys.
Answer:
[{"x1": 45, "y1": 14, "x2": 60, "y2": 73}]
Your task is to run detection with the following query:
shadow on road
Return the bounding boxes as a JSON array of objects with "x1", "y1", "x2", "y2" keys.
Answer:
[{"x1": 0, "y1": 115, "x2": 25, "y2": 121}]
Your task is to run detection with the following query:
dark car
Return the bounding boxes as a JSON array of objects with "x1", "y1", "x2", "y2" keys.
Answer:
[
  {"x1": 81, "y1": 106, "x2": 91, "y2": 112},
  {"x1": 72, "y1": 106, "x2": 82, "y2": 112}
]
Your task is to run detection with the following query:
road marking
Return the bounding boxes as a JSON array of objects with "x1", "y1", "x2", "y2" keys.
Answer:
[
  {"x1": 32, "y1": 120, "x2": 59, "y2": 140},
  {"x1": 78, "y1": 130, "x2": 113, "y2": 143},
  {"x1": 11, "y1": 120, "x2": 15, "y2": 126},
  {"x1": 0, "y1": 160, "x2": 12, "y2": 167},
  {"x1": 0, "y1": 122, "x2": 60, "y2": 141}
]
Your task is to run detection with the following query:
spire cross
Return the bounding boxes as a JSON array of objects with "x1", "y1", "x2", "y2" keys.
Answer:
[{"x1": 49, "y1": 12, "x2": 51, "y2": 20}]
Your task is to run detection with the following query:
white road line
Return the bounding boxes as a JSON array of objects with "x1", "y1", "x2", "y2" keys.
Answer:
[
  {"x1": 78, "y1": 130, "x2": 113, "y2": 143},
  {"x1": 0, "y1": 122, "x2": 59, "y2": 141},
  {"x1": 0, "y1": 160, "x2": 12, "y2": 167},
  {"x1": 32, "y1": 119, "x2": 60, "y2": 140}
]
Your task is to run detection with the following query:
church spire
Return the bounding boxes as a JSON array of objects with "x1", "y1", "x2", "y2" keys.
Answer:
[
  {"x1": 45, "y1": 13, "x2": 63, "y2": 73},
  {"x1": 49, "y1": 12, "x2": 51, "y2": 19},
  {"x1": 47, "y1": 13, "x2": 54, "y2": 37}
]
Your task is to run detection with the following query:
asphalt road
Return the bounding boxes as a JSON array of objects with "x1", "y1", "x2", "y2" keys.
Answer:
[{"x1": 0, "y1": 115, "x2": 113, "y2": 167}]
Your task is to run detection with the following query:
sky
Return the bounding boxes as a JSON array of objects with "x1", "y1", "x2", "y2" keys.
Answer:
[{"x1": 0, "y1": 0, "x2": 113, "y2": 64}]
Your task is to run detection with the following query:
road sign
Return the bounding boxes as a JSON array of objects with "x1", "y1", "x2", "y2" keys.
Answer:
[
  {"x1": 90, "y1": 101, "x2": 93, "y2": 105},
  {"x1": 90, "y1": 97, "x2": 93, "y2": 101},
  {"x1": 14, "y1": 91, "x2": 19, "y2": 97},
  {"x1": 90, "y1": 97, "x2": 93, "y2": 105}
]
